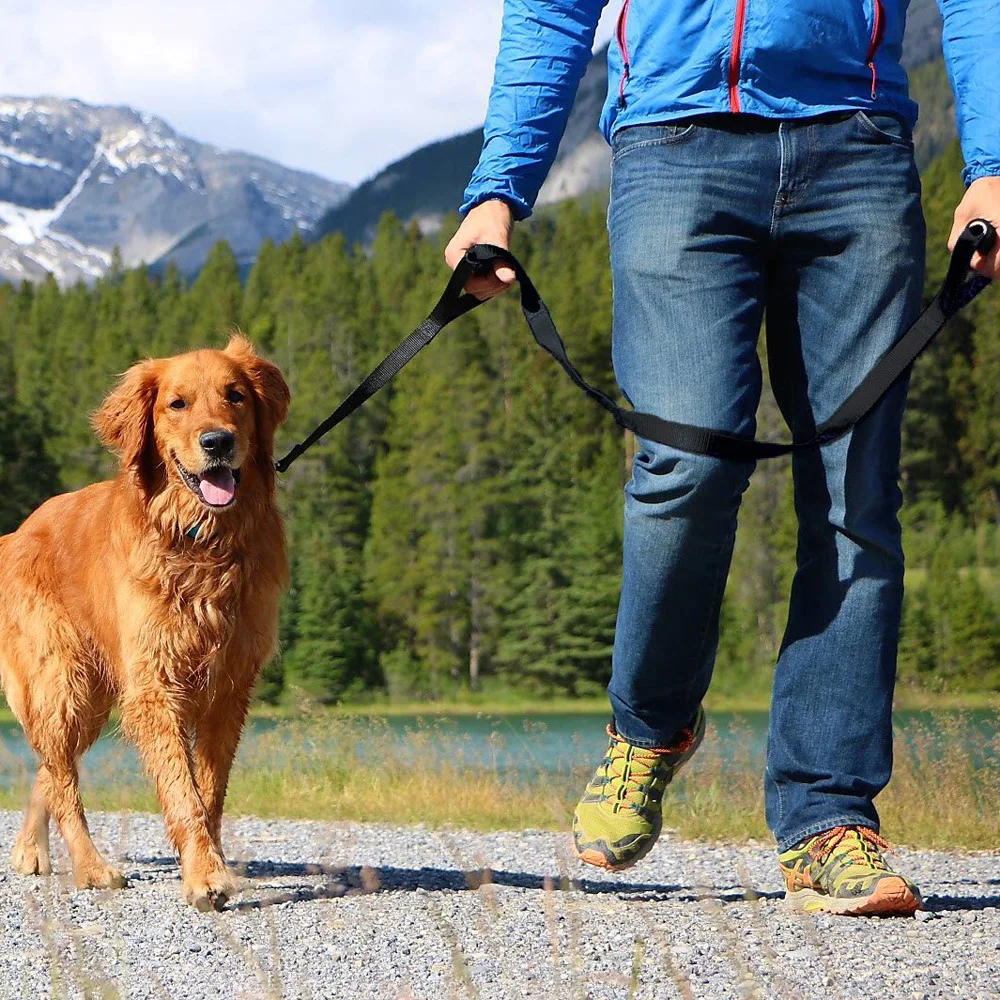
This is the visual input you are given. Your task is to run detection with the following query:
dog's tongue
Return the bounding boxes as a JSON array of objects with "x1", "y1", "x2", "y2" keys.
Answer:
[{"x1": 199, "y1": 468, "x2": 236, "y2": 506}]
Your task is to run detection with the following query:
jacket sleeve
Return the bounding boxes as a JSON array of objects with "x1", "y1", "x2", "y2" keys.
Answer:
[
  {"x1": 461, "y1": 0, "x2": 609, "y2": 220},
  {"x1": 938, "y1": 0, "x2": 1000, "y2": 185}
]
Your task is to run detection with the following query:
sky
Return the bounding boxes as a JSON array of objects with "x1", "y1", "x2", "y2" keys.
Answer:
[{"x1": 1, "y1": 1, "x2": 619, "y2": 187}]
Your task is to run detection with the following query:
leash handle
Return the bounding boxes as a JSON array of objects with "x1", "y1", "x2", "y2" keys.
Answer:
[
  {"x1": 965, "y1": 217, "x2": 997, "y2": 256},
  {"x1": 274, "y1": 220, "x2": 995, "y2": 472},
  {"x1": 803, "y1": 218, "x2": 995, "y2": 451},
  {"x1": 940, "y1": 217, "x2": 995, "y2": 313}
]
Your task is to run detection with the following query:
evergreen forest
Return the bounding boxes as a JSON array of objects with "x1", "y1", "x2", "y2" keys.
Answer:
[{"x1": 1, "y1": 138, "x2": 999, "y2": 705}]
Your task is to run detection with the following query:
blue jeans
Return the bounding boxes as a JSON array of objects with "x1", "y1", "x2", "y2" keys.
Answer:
[{"x1": 605, "y1": 111, "x2": 925, "y2": 850}]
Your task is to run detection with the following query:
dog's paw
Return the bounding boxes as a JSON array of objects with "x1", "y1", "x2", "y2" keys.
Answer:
[
  {"x1": 183, "y1": 867, "x2": 236, "y2": 912},
  {"x1": 11, "y1": 835, "x2": 52, "y2": 877},
  {"x1": 74, "y1": 861, "x2": 129, "y2": 890}
]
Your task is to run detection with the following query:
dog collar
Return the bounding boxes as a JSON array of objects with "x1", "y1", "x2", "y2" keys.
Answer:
[{"x1": 185, "y1": 522, "x2": 203, "y2": 541}]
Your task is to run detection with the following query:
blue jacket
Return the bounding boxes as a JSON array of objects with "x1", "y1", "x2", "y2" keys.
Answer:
[{"x1": 462, "y1": 0, "x2": 1000, "y2": 219}]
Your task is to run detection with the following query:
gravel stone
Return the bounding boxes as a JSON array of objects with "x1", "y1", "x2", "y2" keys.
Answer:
[{"x1": 2, "y1": 810, "x2": 999, "y2": 999}]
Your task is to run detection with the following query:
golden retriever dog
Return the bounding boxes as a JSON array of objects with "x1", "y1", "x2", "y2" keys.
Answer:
[{"x1": 0, "y1": 335, "x2": 289, "y2": 911}]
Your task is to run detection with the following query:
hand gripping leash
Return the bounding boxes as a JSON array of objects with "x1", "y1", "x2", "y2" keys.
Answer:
[{"x1": 274, "y1": 219, "x2": 997, "y2": 473}]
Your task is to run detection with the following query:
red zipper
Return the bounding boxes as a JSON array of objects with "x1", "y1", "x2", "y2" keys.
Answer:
[
  {"x1": 615, "y1": 0, "x2": 632, "y2": 107},
  {"x1": 866, "y1": 0, "x2": 885, "y2": 99},
  {"x1": 728, "y1": 0, "x2": 748, "y2": 112}
]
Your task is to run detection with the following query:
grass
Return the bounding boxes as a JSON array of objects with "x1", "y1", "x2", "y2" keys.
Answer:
[
  {"x1": 0, "y1": 685, "x2": 997, "y2": 727},
  {"x1": 251, "y1": 694, "x2": 620, "y2": 719},
  {"x1": 256, "y1": 685, "x2": 1000, "y2": 717},
  {"x1": 1, "y1": 711, "x2": 998, "y2": 850}
]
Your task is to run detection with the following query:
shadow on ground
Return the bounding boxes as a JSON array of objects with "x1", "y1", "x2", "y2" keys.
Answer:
[
  {"x1": 127, "y1": 856, "x2": 786, "y2": 912},
  {"x1": 923, "y1": 878, "x2": 1000, "y2": 912}
]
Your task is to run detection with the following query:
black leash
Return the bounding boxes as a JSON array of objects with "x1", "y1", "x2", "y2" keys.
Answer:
[{"x1": 274, "y1": 219, "x2": 996, "y2": 473}]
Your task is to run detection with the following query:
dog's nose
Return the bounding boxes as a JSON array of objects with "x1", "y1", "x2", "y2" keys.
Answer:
[{"x1": 199, "y1": 429, "x2": 235, "y2": 458}]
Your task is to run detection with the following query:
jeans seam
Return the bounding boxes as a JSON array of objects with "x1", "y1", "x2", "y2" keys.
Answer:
[
  {"x1": 691, "y1": 523, "x2": 739, "y2": 690},
  {"x1": 776, "y1": 816, "x2": 879, "y2": 853},
  {"x1": 802, "y1": 123, "x2": 815, "y2": 199},
  {"x1": 767, "y1": 764, "x2": 785, "y2": 829},
  {"x1": 769, "y1": 128, "x2": 786, "y2": 240}
]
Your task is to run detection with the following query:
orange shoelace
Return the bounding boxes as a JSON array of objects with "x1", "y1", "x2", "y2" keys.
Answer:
[
  {"x1": 810, "y1": 826, "x2": 893, "y2": 868},
  {"x1": 605, "y1": 721, "x2": 699, "y2": 756}
]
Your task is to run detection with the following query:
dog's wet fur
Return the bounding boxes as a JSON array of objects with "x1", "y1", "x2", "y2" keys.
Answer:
[{"x1": 0, "y1": 335, "x2": 289, "y2": 911}]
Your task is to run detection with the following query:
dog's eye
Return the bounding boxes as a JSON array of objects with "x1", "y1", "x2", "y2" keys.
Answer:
[
  {"x1": 226, "y1": 389, "x2": 245, "y2": 404},
  {"x1": 169, "y1": 399, "x2": 186, "y2": 410}
]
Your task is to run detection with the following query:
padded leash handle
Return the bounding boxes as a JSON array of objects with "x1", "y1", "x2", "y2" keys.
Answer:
[
  {"x1": 941, "y1": 218, "x2": 995, "y2": 313},
  {"x1": 274, "y1": 220, "x2": 996, "y2": 472},
  {"x1": 968, "y1": 217, "x2": 997, "y2": 254}
]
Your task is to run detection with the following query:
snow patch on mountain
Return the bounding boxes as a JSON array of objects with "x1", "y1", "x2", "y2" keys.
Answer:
[
  {"x1": 0, "y1": 96, "x2": 349, "y2": 285},
  {"x1": 0, "y1": 147, "x2": 101, "y2": 246},
  {"x1": 0, "y1": 143, "x2": 67, "y2": 172}
]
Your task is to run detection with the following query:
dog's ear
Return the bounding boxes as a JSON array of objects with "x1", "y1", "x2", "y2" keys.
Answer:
[
  {"x1": 224, "y1": 335, "x2": 290, "y2": 453},
  {"x1": 92, "y1": 359, "x2": 161, "y2": 472}
]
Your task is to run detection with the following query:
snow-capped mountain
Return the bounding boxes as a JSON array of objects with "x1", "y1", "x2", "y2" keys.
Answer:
[{"x1": 0, "y1": 97, "x2": 349, "y2": 285}]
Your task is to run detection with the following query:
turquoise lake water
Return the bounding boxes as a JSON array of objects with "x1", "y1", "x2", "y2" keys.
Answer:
[{"x1": 0, "y1": 709, "x2": 996, "y2": 791}]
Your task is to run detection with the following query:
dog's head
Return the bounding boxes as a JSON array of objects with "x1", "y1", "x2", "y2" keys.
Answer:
[{"x1": 92, "y1": 335, "x2": 290, "y2": 510}]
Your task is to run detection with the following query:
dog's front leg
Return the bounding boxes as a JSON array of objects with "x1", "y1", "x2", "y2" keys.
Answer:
[
  {"x1": 194, "y1": 679, "x2": 254, "y2": 857},
  {"x1": 121, "y1": 688, "x2": 235, "y2": 911}
]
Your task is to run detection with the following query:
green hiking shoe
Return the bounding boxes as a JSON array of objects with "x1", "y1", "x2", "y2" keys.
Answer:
[
  {"x1": 572, "y1": 707, "x2": 705, "y2": 870},
  {"x1": 779, "y1": 825, "x2": 922, "y2": 916}
]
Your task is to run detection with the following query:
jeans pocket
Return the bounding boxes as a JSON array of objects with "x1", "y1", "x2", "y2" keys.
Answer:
[
  {"x1": 853, "y1": 110, "x2": 913, "y2": 148},
  {"x1": 611, "y1": 122, "x2": 698, "y2": 162}
]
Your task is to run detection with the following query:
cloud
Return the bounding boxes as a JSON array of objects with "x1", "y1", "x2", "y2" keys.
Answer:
[{"x1": 0, "y1": 1, "x2": 618, "y2": 186}]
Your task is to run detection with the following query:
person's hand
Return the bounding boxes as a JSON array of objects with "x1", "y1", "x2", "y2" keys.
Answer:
[
  {"x1": 949, "y1": 176, "x2": 1000, "y2": 280},
  {"x1": 444, "y1": 199, "x2": 516, "y2": 300}
]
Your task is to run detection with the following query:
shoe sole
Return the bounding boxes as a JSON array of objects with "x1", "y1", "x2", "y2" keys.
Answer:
[
  {"x1": 785, "y1": 879, "x2": 922, "y2": 917},
  {"x1": 572, "y1": 815, "x2": 662, "y2": 872},
  {"x1": 573, "y1": 840, "x2": 652, "y2": 872}
]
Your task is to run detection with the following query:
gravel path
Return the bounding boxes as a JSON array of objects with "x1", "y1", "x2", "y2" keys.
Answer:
[{"x1": 1, "y1": 810, "x2": 998, "y2": 1000}]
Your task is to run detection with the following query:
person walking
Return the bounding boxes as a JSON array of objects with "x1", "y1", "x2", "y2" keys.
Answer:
[{"x1": 446, "y1": 0, "x2": 1000, "y2": 915}]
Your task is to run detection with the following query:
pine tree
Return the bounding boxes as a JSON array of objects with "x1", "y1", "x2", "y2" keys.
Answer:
[
  {"x1": 187, "y1": 241, "x2": 242, "y2": 347},
  {"x1": 366, "y1": 301, "x2": 507, "y2": 695},
  {"x1": 284, "y1": 520, "x2": 379, "y2": 702},
  {"x1": 0, "y1": 344, "x2": 61, "y2": 531}
]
